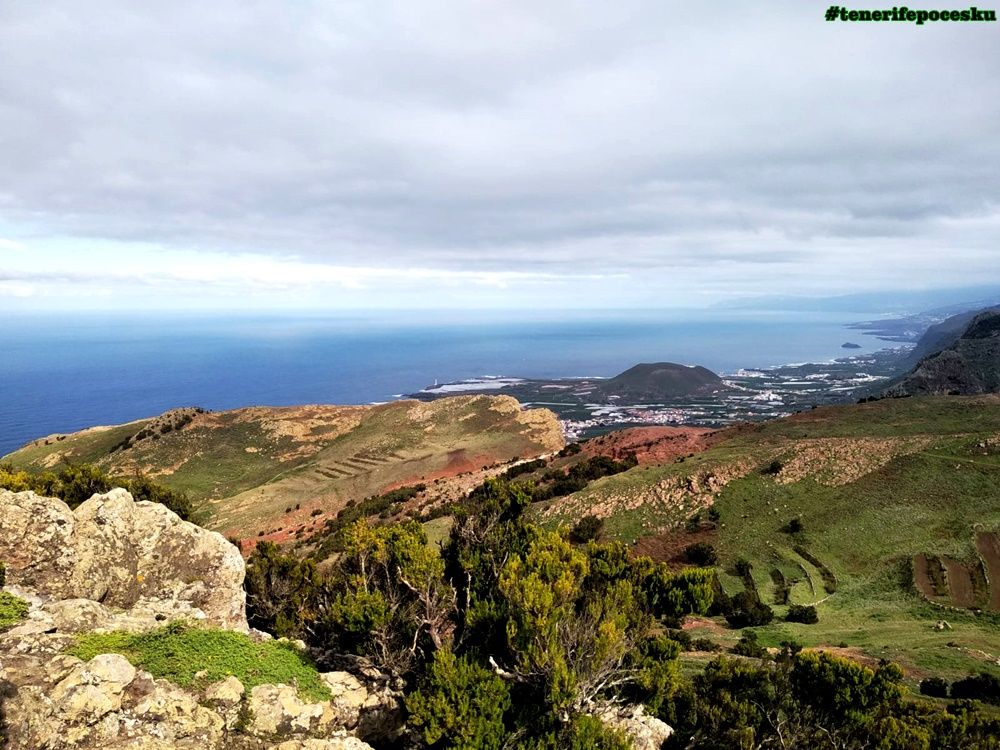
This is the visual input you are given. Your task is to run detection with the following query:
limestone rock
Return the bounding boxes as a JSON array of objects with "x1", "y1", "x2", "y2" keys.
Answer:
[
  {"x1": 271, "y1": 738, "x2": 375, "y2": 750},
  {"x1": 204, "y1": 675, "x2": 245, "y2": 707},
  {"x1": 595, "y1": 703, "x2": 673, "y2": 750},
  {"x1": 0, "y1": 488, "x2": 247, "y2": 630},
  {"x1": 248, "y1": 683, "x2": 332, "y2": 737}
]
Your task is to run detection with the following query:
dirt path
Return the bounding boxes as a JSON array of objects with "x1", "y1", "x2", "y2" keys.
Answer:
[
  {"x1": 975, "y1": 532, "x2": 1000, "y2": 611},
  {"x1": 942, "y1": 557, "x2": 975, "y2": 608},
  {"x1": 913, "y1": 553, "x2": 937, "y2": 599}
]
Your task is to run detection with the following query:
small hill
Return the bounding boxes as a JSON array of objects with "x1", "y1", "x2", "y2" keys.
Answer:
[
  {"x1": 3, "y1": 395, "x2": 563, "y2": 540},
  {"x1": 885, "y1": 310, "x2": 1000, "y2": 397},
  {"x1": 595, "y1": 362, "x2": 727, "y2": 400}
]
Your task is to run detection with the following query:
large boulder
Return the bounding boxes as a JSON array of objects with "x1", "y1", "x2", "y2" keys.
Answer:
[
  {"x1": 594, "y1": 703, "x2": 673, "y2": 750},
  {"x1": 0, "y1": 488, "x2": 246, "y2": 630}
]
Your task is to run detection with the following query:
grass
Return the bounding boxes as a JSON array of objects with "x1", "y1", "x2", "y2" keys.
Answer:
[
  {"x1": 0, "y1": 591, "x2": 29, "y2": 630},
  {"x1": 66, "y1": 622, "x2": 331, "y2": 702}
]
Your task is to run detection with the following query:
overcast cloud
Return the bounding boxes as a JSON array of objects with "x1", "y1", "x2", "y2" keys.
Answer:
[{"x1": 0, "y1": 0, "x2": 998, "y2": 309}]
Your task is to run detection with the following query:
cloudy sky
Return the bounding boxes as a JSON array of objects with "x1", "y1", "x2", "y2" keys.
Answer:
[{"x1": 1, "y1": 0, "x2": 998, "y2": 310}]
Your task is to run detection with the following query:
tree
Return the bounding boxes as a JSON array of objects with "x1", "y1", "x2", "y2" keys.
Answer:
[
  {"x1": 724, "y1": 591, "x2": 774, "y2": 628},
  {"x1": 318, "y1": 520, "x2": 455, "y2": 678},
  {"x1": 244, "y1": 542, "x2": 324, "y2": 637}
]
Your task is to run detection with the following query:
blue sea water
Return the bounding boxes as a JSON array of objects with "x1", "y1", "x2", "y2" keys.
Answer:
[{"x1": 0, "y1": 309, "x2": 884, "y2": 456}]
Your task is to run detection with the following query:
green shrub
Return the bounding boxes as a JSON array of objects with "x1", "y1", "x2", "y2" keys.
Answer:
[
  {"x1": 67, "y1": 622, "x2": 330, "y2": 701},
  {"x1": 731, "y1": 631, "x2": 767, "y2": 658},
  {"x1": 0, "y1": 463, "x2": 194, "y2": 521},
  {"x1": 786, "y1": 604, "x2": 819, "y2": 624},
  {"x1": 951, "y1": 672, "x2": 1000, "y2": 705},
  {"x1": 0, "y1": 591, "x2": 29, "y2": 631},
  {"x1": 725, "y1": 591, "x2": 774, "y2": 628},
  {"x1": 406, "y1": 648, "x2": 511, "y2": 750},
  {"x1": 920, "y1": 677, "x2": 950, "y2": 698},
  {"x1": 568, "y1": 515, "x2": 603, "y2": 544},
  {"x1": 684, "y1": 542, "x2": 718, "y2": 566}
]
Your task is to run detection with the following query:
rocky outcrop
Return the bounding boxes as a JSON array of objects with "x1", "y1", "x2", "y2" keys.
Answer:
[
  {"x1": 0, "y1": 648, "x2": 381, "y2": 749},
  {"x1": 0, "y1": 488, "x2": 246, "y2": 630},
  {"x1": 594, "y1": 703, "x2": 673, "y2": 750}
]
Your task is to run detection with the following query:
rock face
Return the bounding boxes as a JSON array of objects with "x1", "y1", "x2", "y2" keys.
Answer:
[{"x1": 0, "y1": 488, "x2": 247, "y2": 630}]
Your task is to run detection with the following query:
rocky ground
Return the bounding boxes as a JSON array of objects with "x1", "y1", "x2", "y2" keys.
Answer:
[{"x1": 0, "y1": 488, "x2": 403, "y2": 750}]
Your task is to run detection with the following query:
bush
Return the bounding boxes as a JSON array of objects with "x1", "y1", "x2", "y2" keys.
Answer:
[
  {"x1": 568, "y1": 515, "x2": 603, "y2": 544},
  {"x1": 0, "y1": 463, "x2": 194, "y2": 521},
  {"x1": 951, "y1": 672, "x2": 1000, "y2": 705},
  {"x1": 785, "y1": 604, "x2": 819, "y2": 624},
  {"x1": 684, "y1": 542, "x2": 718, "y2": 566},
  {"x1": 920, "y1": 677, "x2": 950, "y2": 698},
  {"x1": 762, "y1": 459, "x2": 783, "y2": 476},
  {"x1": 734, "y1": 559, "x2": 753, "y2": 579},
  {"x1": 692, "y1": 638, "x2": 721, "y2": 652},
  {"x1": 725, "y1": 591, "x2": 774, "y2": 628},
  {"x1": 731, "y1": 631, "x2": 767, "y2": 658},
  {"x1": 406, "y1": 648, "x2": 511, "y2": 750}
]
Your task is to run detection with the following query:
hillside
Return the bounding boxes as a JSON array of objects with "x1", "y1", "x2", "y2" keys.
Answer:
[
  {"x1": 3, "y1": 395, "x2": 563, "y2": 540},
  {"x1": 535, "y1": 395, "x2": 1000, "y2": 681},
  {"x1": 904, "y1": 304, "x2": 1000, "y2": 366},
  {"x1": 885, "y1": 310, "x2": 1000, "y2": 397}
]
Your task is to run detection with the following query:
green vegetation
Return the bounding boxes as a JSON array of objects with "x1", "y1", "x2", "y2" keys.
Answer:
[
  {"x1": 301, "y1": 484, "x2": 426, "y2": 559},
  {"x1": 568, "y1": 514, "x2": 603, "y2": 544},
  {"x1": 677, "y1": 649, "x2": 1000, "y2": 749},
  {"x1": 66, "y1": 622, "x2": 330, "y2": 701},
  {"x1": 531, "y1": 455, "x2": 637, "y2": 501},
  {"x1": 244, "y1": 477, "x2": 716, "y2": 745},
  {"x1": 542, "y1": 396, "x2": 1000, "y2": 681},
  {"x1": 0, "y1": 462, "x2": 194, "y2": 521},
  {"x1": 243, "y1": 473, "x2": 1000, "y2": 748},
  {"x1": 0, "y1": 591, "x2": 29, "y2": 631},
  {"x1": 785, "y1": 603, "x2": 819, "y2": 624}
]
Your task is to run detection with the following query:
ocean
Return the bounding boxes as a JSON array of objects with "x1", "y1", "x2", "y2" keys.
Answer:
[{"x1": 0, "y1": 309, "x2": 885, "y2": 456}]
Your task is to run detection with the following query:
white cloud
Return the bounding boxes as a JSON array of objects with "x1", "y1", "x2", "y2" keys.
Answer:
[{"x1": 0, "y1": 1, "x2": 997, "y2": 308}]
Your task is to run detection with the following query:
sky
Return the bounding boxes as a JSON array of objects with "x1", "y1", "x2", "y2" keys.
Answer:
[{"x1": 1, "y1": 1, "x2": 998, "y2": 311}]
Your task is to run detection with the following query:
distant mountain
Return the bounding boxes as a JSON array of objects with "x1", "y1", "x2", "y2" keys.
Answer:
[
  {"x1": 718, "y1": 286, "x2": 1000, "y2": 314},
  {"x1": 594, "y1": 362, "x2": 726, "y2": 400},
  {"x1": 884, "y1": 310, "x2": 1000, "y2": 397},
  {"x1": 903, "y1": 305, "x2": 1000, "y2": 366}
]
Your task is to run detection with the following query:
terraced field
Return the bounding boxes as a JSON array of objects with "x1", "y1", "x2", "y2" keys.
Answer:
[{"x1": 543, "y1": 396, "x2": 1000, "y2": 681}]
